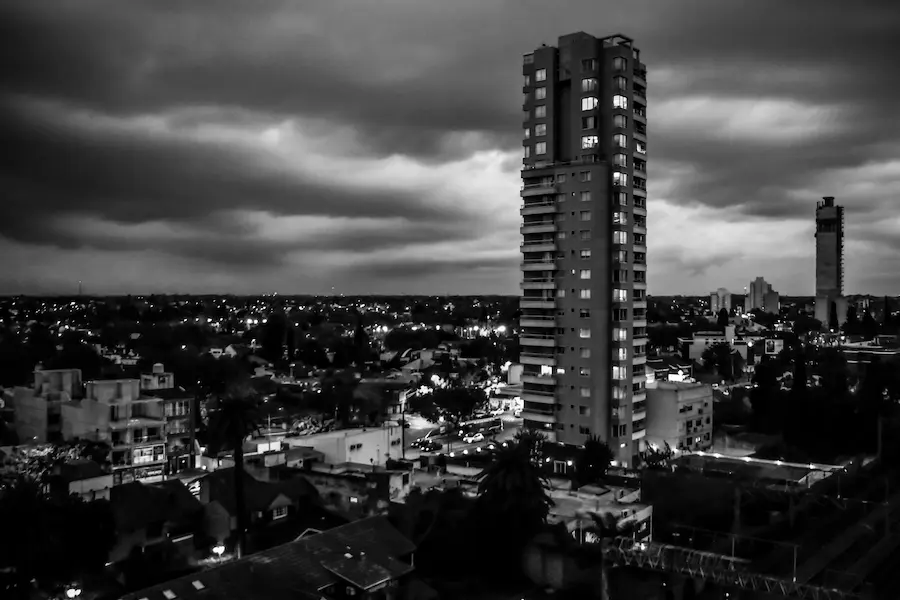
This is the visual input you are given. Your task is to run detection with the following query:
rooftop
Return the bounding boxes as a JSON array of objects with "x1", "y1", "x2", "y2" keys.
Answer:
[{"x1": 652, "y1": 381, "x2": 709, "y2": 391}]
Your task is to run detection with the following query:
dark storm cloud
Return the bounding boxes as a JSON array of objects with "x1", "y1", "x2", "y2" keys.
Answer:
[{"x1": 345, "y1": 255, "x2": 518, "y2": 282}]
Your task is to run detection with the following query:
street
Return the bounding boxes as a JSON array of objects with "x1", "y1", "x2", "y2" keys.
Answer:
[{"x1": 399, "y1": 412, "x2": 523, "y2": 461}]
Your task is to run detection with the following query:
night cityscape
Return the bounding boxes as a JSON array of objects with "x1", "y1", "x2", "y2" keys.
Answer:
[{"x1": 2, "y1": 2, "x2": 900, "y2": 600}]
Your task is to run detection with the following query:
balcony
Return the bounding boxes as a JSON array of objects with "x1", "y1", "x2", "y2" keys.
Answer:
[
  {"x1": 523, "y1": 404, "x2": 555, "y2": 417},
  {"x1": 633, "y1": 300, "x2": 647, "y2": 310},
  {"x1": 632, "y1": 428, "x2": 646, "y2": 441},
  {"x1": 633, "y1": 319, "x2": 648, "y2": 329},
  {"x1": 520, "y1": 300, "x2": 555, "y2": 310},
  {"x1": 521, "y1": 202, "x2": 557, "y2": 216},
  {"x1": 520, "y1": 352, "x2": 556, "y2": 366},
  {"x1": 633, "y1": 355, "x2": 647, "y2": 366},
  {"x1": 521, "y1": 278, "x2": 556, "y2": 290},
  {"x1": 521, "y1": 222, "x2": 557, "y2": 235},
  {"x1": 521, "y1": 260, "x2": 556, "y2": 272},
  {"x1": 521, "y1": 182, "x2": 559, "y2": 197},
  {"x1": 110, "y1": 416, "x2": 167, "y2": 431},
  {"x1": 521, "y1": 241, "x2": 556, "y2": 253},
  {"x1": 520, "y1": 316, "x2": 556, "y2": 328},
  {"x1": 522, "y1": 373, "x2": 556, "y2": 386},
  {"x1": 521, "y1": 410, "x2": 556, "y2": 424},
  {"x1": 632, "y1": 410, "x2": 647, "y2": 422},
  {"x1": 633, "y1": 390, "x2": 647, "y2": 402},
  {"x1": 520, "y1": 334, "x2": 556, "y2": 348}
]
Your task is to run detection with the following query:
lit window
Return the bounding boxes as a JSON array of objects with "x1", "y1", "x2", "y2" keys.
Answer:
[
  {"x1": 613, "y1": 134, "x2": 628, "y2": 148},
  {"x1": 613, "y1": 153, "x2": 628, "y2": 167},
  {"x1": 612, "y1": 328, "x2": 628, "y2": 341},
  {"x1": 614, "y1": 115, "x2": 628, "y2": 129},
  {"x1": 581, "y1": 116, "x2": 596, "y2": 130},
  {"x1": 580, "y1": 387, "x2": 591, "y2": 398},
  {"x1": 613, "y1": 172, "x2": 629, "y2": 186},
  {"x1": 613, "y1": 231, "x2": 628, "y2": 244},
  {"x1": 614, "y1": 76, "x2": 629, "y2": 91},
  {"x1": 579, "y1": 368, "x2": 591, "y2": 377},
  {"x1": 535, "y1": 68, "x2": 547, "y2": 82},
  {"x1": 581, "y1": 135, "x2": 598, "y2": 149},
  {"x1": 615, "y1": 347, "x2": 628, "y2": 360},
  {"x1": 613, "y1": 212, "x2": 627, "y2": 225},
  {"x1": 579, "y1": 328, "x2": 591, "y2": 339},
  {"x1": 581, "y1": 78, "x2": 598, "y2": 92},
  {"x1": 613, "y1": 289, "x2": 628, "y2": 302},
  {"x1": 636, "y1": 140, "x2": 647, "y2": 154},
  {"x1": 556, "y1": 231, "x2": 566, "y2": 239},
  {"x1": 579, "y1": 211, "x2": 591, "y2": 222},
  {"x1": 524, "y1": 75, "x2": 531, "y2": 86},
  {"x1": 579, "y1": 309, "x2": 591, "y2": 318},
  {"x1": 524, "y1": 128, "x2": 531, "y2": 140},
  {"x1": 579, "y1": 171, "x2": 592, "y2": 182},
  {"x1": 535, "y1": 142, "x2": 547, "y2": 155},
  {"x1": 579, "y1": 269, "x2": 591, "y2": 279},
  {"x1": 579, "y1": 289, "x2": 591, "y2": 299},
  {"x1": 556, "y1": 289, "x2": 566, "y2": 298},
  {"x1": 612, "y1": 366, "x2": 627, "y2": 380},
  {"x1": 616, "y1": 192, "x2": 629, "y2": 206},
  {"x1": 581, "y1": 58, "x2": 598, "y2": 72},
  {"x1": 535, "y1": 87, "x2": 547, "y2": 100},
  {"x1": 535, "y1": 105, "x2": 546, "y2": 118},
  {"x1": 580, "y1": 348, "x2": 591, "y2": 358},
  {"x1": 580, "y1": 249, "x2": 591, "y2": 259},
  {"x1": 613, "y1": 95, "x2": 628, "y2": 109},
  {"x1": 580, "y1": 191, "x2": 591, "y2": 202},
  {"x1": 613, "y1": 57, "x2": 628, "y2": 71},
  {"x1": 557, "y1": 174, "x2": 566, "y2": 183},
  {"x1": 272, "y1": 506, "x2": 288, "y2": 519},
  {"x1": 523, "y1": 146, "x2": 531, "y2": 159},
  {"x1": 581, "y1": 97, "x2": 598, "y2": 111},
  {"x1": 535, "y1": 123, "x2": 547, "y2": 136}
]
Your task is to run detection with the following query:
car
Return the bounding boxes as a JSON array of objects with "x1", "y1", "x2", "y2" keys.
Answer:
[
  {"x1": 490, "y1": 408, "x2": 505, "y2": 416},
  {"x1": 513, "y1": 409, "x2": 522, "y2": 418},
  {"x1": 462, "y1": 432, "x2": 484, "y2": 444},
  {"x1": 418, "y1": 440, "x2": 442, "y2": 452}
]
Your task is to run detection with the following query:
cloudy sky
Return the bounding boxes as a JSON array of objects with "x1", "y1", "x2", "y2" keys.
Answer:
[{"x1": 3, "y1": 1, "x2": 900, "y2": 296}]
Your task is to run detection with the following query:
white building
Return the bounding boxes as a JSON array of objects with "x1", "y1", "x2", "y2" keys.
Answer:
[{"x1": 284, "y1": 427, "x2": 403, "y2": 467}]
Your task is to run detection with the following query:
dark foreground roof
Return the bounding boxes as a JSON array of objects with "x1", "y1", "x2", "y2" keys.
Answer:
[{"x1": 121, "y1": 516, "x2": 415, "y2": 600}]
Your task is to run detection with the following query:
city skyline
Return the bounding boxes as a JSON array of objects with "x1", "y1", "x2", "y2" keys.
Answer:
[{"x1": 3, "y1": 1, "x2": 900, "y2": 296}]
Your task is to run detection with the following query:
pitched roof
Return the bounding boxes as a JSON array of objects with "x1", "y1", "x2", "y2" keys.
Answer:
[
  {"x1": 201, "y1": 467, "x2": 318, "y2": 514},
  {"x1": 110, "y1": 480, "x2": 202, "y2": 533},
  {"x1": 121, "y1": 516, "x2": 414, "y2": 600}
]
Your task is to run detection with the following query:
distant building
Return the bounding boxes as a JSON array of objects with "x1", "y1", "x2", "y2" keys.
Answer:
[
  {"x1": 645, "y1": 381, "x2": 713, "y2": 453},
  {"x1": 140, "y1": 363, "x2": 197, "y2": 475},
  {"x1": 744, "y1": 277, "x2": 780, "y2": 314},
  {"x1": 284, "y1": 427, "x2": 403, "y2": 468},
  {"x1": 10, "y1": 368, "x2": 83, "y2": 444},
  {"x1": 709, "y1": 288, "x2": 732, "y2": 314},
  {"x1": 814, "y1": 196, "x2": 847, "y2": 327}
]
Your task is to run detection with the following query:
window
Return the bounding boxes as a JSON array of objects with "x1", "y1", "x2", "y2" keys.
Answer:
[
  {"x1": 579, "y1": 328, "x2": 591, "y2": 338},
  {"x1": 579, "y1": 269, "x2": 591, "y2": 279},
  {"x1": 612, "y1": 366, "x2": 628, "y2": 380},
  {"x1": 535, "y1": 105, "x2": 547, "y2": 118},
  {"x1": 535, "y1": 87, "x2": 547, "y2": 100},
  {"x1": 535, "y1": 68, "x2": 547, "y2": 82},
  {"x1": 580, "y1": 387, "x2": 591, "y2": 398},
  {"x1": 614, "y1": 114, "x2": 628, "y2": 129},
  {"x1": 581, "y1": 116, "x2": 596, "y2": 130},
  {"x1": 613, "y1": 231, "x2": 628, "y2": 244},
  {"x1": 579, "y1": 308, "x2": 591, "y2": 318},
  {"x1": 613, "y1": 95, "x2": 628, "y2": 109},
  {"x1": 272, "y1": 506, "x2": 288, "y2": 520},
  {"x1": 614, "y1": 76, "x2": 629, "y2": 90},
  {"x1": 579, "y1": 191, "x2": 591, "y2": 202},
  {"x1": 524, "y1": 74, "x2": 531, "y2": 86},
  {"x1": 556, "y1": 289, "x2": 566, "y2": 298},
  {"x1": 581, "y1": 58, "x2": 598, "y2": 71},
  {"x1": 523, "y1": 145, "x2": 531, "y2": 159},
  {"x1": 579, "y1": 289, "x2": 591, "y2": 299},
  {"x1": 613, "y1": 172, "x2": 629, "y2": 186},
  {"x1": 615, "y1": 192, "x2": 629, "y2": 206},
  {"x1": 579, "y1": 230, "x2": 591, "y2": 241},
  {"x1": 613, "y1": 153, "x2": 628, "y2": 167},
  {"x1": 636, "y1": 140, "x2": 647, "y2": 154},
  {"x1": 613, "y1": 57, "x2": 628, "y2": 71},
  {"x1": 614, "y1": 347, "x2": 628, "y2": 360},
  {"x1": 616, "y1": 250, "x2": 628, "y2": 262},
  {"x1": 524, "y1": 127, "x2": 531, "y2": 140},
  {"x1": 580, "y1": 348, "x2": 591, "y2": 358},
  {"x1": 535, "y1": 123, "x2": 547, "y2": 136},
  {"x1": 612, "y1": 328, "x2": 628, "y2": 341},
  {"x1": 580, "y1": 249, "x2": 591, "y2": 259},
  {"x1": 613, "y1": 269, "x2": 628, "y2": 282},
  {"x1": 581, "y1": 97, "x2": 598, "y2": 111},
  {"x1": 581, "y1": 78, "x2": 598, "y2": 92},
  {"x1": 535, "y1": 142, "x2": 547, "y2": 155},
  {"x1": 557, "y1": 173, "x2": 566, "y2": 183},
  {"x1": 613, "y1": 289, "x2": 628, "y2": 302},
  {"x1": 581, "y1": 135, "x2": 598, "y2": 149},
  {"x1": 579, "y1": 211, "x2": 591, "y2": 222},
  {"x1": 613, "y1": 212, "x2": 627, "y2": 224},
  {"x1": 579, "y1": 426, "x2": 591, "y2": 435},
  {"x1": 613, "y1": 133, "x2": 628, "y2": 148},
  {"x1": 579, "y1": 171, "x2": 592, "y2": 182},
  {"x1": 556, "y1": 231, "x2": 566, "y2": 239},
  {"x1": 579, "y1": 368, "x2": 591, "y2": 377},
  {"x1": 579, "y1": 405, "x2": 591, "y2": 415}
]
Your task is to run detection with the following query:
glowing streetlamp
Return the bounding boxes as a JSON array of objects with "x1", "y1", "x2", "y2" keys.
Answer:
[
  {"x1": 212, "y1": 543, "x2": 226, "y2": 557},
  {"x1": 65, "y1": 586, "x2": 82, "y2": 599}
]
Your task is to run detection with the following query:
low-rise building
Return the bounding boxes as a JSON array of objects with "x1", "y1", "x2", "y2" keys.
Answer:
[
  {"x1": 645, "y1": 381, "x2": 713, "y2": 453},
  {"x1": 285, "y1": 426, "x2": 404, "y2": 467},
  {"x1": 45, "y1": 458, "x2": 113, "y2": 501},
  {"x1": 139, "y1": 363, "x2": 196, "y2": 474},
  {"x1": 10, "y1": 368, "x2": 83, "y2": 444}
]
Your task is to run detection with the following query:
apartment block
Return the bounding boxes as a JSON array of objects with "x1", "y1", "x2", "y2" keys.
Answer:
[
  {"x1": 814, "y1": 196, "x2": 847, "y2": 326},
  {"x1": 744, "y1": 277, "x2": 779, "y2": 314},
  {"x1": 10, "y1": 368, "x2": 83, "y2": 444},
  {"x1": 709, "y1": 288, "x2": 732, "y2": 314},
  {"x1": 139, "y1": 363, "x2": 196, "y2": 475},
  {"x1": 520, "y1": 32, "x2": 648, "y2": 467},
  {"x1": 645, "y1": 382, "x2": 713, "y2": 453}
]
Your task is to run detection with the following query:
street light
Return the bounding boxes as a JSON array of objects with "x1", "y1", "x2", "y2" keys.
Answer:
[
  {"x1": 65, "y1": 586, "x2": 82, "y2": 599},
  {"x1": 212, "y1": 543, "x2": 225, "y2": 557}
]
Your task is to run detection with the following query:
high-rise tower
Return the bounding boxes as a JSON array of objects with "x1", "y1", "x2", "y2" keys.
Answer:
[
  {"x1": 814, "y1": 196, "x2": 846, "y2": 326},
  {"x1": 519, "y1": 33, "x2": 648, "y2": 467}
]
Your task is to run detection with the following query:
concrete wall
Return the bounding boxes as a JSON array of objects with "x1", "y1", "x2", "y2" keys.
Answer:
[
  {"x1": 292, "y1": 427, "x2": 403, "y2": 467},
  {"x1": 69, "y1": 474, "x2": 114, "y2": 501},
  {"x1": 85, "y1": 379, "x2": 141, "y2": 404},
  {"x1": 61, "y1": 398, "x2": 112, "y2": 442},
  {"x1": 11, "y1": 387, "x2": 48, "y2": 443}
]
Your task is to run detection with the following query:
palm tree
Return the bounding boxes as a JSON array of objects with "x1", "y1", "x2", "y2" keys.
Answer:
[
  {"x1": 586, "y1": 510, "x2": 640, "y2": 600},
  {"x1": 573, "y1": 435, "x2": 614, "y2": 488},
  {"x1": 207, "y1": 382, "x2": 261, "y2": 558}
]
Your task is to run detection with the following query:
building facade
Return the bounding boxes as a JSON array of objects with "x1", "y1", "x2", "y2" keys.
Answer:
[
  {"x1": 520, "y1": 32, "x2": 648, "y2": 467},
  {"x1": 645, "y1": 381, "x2": 713, "y2": 453},
  {"x1": 140, "y1": 363, "x2": 196, "y2": 475},
  {"x1": 10, "y1": 368, "x2": 84, "y2": 444},
  {"x1": 814, "y1": 196, "x2": 847, "y2": 326},
  {"x1": 744, "y1": 277, "x2": 779, "y2": 314},
  {"x1": 709, "y1": 288, "x2": 731, "y2": 314}
]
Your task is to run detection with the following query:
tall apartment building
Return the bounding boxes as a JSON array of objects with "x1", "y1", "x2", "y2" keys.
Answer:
[
  {"x1": 744, "y1": 276, "x2": 779, "y2": 314},
  {"x1": 709, "y1": 288, "x2": 732, "y2": 314},
  {"x1": 520, "y1": 33, "x2": 648, "y2": 467},
  {"x1": 814, "y1": 196, "x2": 847, "y2": 326}
]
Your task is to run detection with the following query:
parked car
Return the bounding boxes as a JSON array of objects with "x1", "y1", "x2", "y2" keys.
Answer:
[{"x1": 462, "y1": 432, "x2": 484, "y2": 444}]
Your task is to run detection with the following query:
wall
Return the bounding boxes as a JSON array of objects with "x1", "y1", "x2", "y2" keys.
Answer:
[
  {"x1": 61, "y1": 398, "x2": 112, "y2": 442},
  {"x1": 645, "y1": 384, "x2": 713, "y2": 452},
  {"x1": 34, "y1": 369, "x2": 82, "y2": 397},
  {"x1": 11, "y1": 387, "x2": 48, "y2": 443},
  {"x1": 293, "y1": 427, "x2": 403, "y2": 467},
  {"x1": 69, "y1": 474, "x2": 114, "y2": 501},
  {"x1": 85, "y1": 379, "x2": 141, "y2": 404}
]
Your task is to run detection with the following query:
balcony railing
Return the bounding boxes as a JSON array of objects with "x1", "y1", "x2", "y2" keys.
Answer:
[{"x1": 520, "y1": 352, "x2": 556, "y2": 360}]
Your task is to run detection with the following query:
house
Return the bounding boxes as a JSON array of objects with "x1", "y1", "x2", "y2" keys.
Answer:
[
  {"x1": 121, "y1": 516, "x2": 423, "y2": 600},
  {"x1": 45, "y1": 458, "x2": 113, "y2": 501},
  {"x1": 108, "y1": 480, "x2": 203, "y2": 564}
]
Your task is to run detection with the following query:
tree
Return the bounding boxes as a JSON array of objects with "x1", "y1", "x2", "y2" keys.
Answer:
[
  {"x1": 431, "y1": 387, "x2": 485, "y2": 421},
  {"x1": 844, "y1": 305, "x2": 859, "y2": 335},
  {"x1": 750, "y1": 360, "x2": 781, "y2": 433},
  {"x1": 861, "y1": 310, "x2": 878, "y2": 340},
  {"x1": 716, "y1": 308, "x2": 730, "y2": 328},
  {"x1": 514, "y1": 427, "x2": 548, "y2": 466},
  {"x1": 883, "y1": 297, "x2": 893, "y2": 328},
  {"x1": 573, "y1": 435, "x2": 614, "y2": 488},
  {"x1": 829, "y1": 301, "x2": 839, "y2": 331},
  {"x1": 408, "y1": 392, "x2": 439, "y2": 423},
  {"x1": 206, "y1": 384, "x2": 261, "y2": 558},
  {"x1": 702, "y1": 342, "x2": 734, "y2": 381},
  {"x1": 259, "y1": 312, "x2": 288, "y2": 363},
  {"x1": 643, "y1": 442, "x2": 675, "y2": 470}
]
